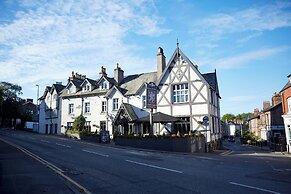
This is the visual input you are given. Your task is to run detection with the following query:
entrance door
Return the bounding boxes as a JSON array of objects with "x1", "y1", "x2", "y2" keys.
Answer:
[
  {"x1": 45, "y1": 124, "x2": 48, "y2": 134},
  {"x1": 50, "y1": 124, "x2": 53, "y2": 134},
  {"x1": 55, "y1": 124, "x2": 57, "y2": 134}
]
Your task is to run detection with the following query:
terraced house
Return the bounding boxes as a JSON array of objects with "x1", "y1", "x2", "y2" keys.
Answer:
[
  {"x1": 39, "y1": 83, "x2": 65, "y2": 134},
  {"x1": 40, "y1": 45, "x2": 221, "y2": 143}
]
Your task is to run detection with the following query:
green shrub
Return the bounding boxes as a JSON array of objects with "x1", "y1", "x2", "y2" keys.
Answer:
[{"x1": 73, "y1": 115, "x2": 86, "y2": 132}]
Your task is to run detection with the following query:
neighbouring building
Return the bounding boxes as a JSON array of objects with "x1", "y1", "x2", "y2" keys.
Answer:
[
  {"x1": 21, "y1": 98, "x2": 38, "y2": 122},
  {"x1": 248, "y1": 108, "x2": 261, "y2": 138},
  {"x1": 281, "y1": 74, "x2": 291, "y2": 153},
  {"x1": 39, "y1": 82, "x2": 65, "y2": 134},
  {"x1": 59, "y1": 45, "x2": 221, "y2": 143},
  {"x1": 228, "y1": 121, "x2": 242, "y2": 136},
  {"x1": 248, "y1": 94, "x2": 285, "y2": 141}
]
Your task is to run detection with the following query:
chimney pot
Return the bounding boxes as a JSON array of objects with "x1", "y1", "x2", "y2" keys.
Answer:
[
  {"x1": 114, "y1": 63, "x2": 124, "y2": 84},
  {"x1": 157, "y1": 47, "x2": 166, "y2": 79},
  {"x1": 263, "y1": 101, "x2": 271, "y2": 110},
  {"x1": 99, "y1": 66, "x2": 107, "y2": 78},
  {"x1": 272, "y1": 92, "x2": 281, "y2": 106}
]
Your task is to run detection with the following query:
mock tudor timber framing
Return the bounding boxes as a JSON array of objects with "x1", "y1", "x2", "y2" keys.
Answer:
[{"x1": 156, "y1": 47, "x2": 219, "y2": 140}]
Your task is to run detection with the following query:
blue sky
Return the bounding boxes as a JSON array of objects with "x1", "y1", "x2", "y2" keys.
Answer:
[{"x1": 0, "y1": 0, "x2": 290, "y2": 116}]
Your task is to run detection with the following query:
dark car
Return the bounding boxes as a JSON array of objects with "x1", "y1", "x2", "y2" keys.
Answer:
[{"x1": 228, "y1": 136, "x2": 235, "y2": 142}]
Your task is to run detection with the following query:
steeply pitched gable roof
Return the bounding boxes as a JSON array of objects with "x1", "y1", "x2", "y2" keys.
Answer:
[
  {"x1": 80, "y1": 78, "x2": 99, "y2": 88},
  {"x1": 71, "y1": 79, "x2": 83, "y2": 88},
  {"x1": 280, "y1": 81, "x2": 291, "y2": 93},
  {"x1": 39, "y1": 86, "x2": 52, "y2": 100},
  {"x1": 202, "y1": 71, "x2": 220, "y2": 96},
  {"x1": 52, "y1": 84, "x2": 65, "y2": 94}
]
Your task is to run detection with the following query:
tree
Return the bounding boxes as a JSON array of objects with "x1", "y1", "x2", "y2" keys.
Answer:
[
  {"x1": 0, "y1": 81, "x2": 22, "y2": 101},
  {"x1": 73, "y1": 115, "x2": 86, "y2": 132},
  {"x1": 222, "y1": 113, "x2": 235, "y2": 123},
  {"x1": 0, "y1": 82, "x2": 23, "y2": 126}
]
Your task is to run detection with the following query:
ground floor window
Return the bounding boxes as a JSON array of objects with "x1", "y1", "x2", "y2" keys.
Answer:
[
  {"x1": 174, "y1": 117, "x2": 190, "y2": 135},
  {"x1": 84, "y1": 121, "x2": 91, "y2": 132},
  {"x1": 67, "y1": 122, "x2": 73, "y2": 130},
  {"x1": 100, "y1": 121, "x2": 106, "y2": 131}
]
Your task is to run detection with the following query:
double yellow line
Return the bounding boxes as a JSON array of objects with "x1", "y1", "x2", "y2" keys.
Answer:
[{"x1": 0, "y1": 137, "x2": 91, "y2": 194}]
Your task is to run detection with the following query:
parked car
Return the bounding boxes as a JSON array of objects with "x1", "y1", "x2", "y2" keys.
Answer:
[{"x1": 228, "y1": 136, "x2": 235, "y2": 142}]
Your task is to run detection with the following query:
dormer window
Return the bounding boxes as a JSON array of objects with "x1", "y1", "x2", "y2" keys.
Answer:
[
  {"x1": 67, "y1": 83, "x2": 74, "y2": 94},
  {"x1": 83, "y1": 84, "x2": 90, "y2": 92},
  {"x1": 99, "y1": 80, "x2": 108, "y2": 90}
]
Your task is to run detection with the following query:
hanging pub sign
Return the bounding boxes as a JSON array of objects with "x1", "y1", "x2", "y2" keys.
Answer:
[{"x1": 146, "y1": 82, "x2": 157, "y2": 109}]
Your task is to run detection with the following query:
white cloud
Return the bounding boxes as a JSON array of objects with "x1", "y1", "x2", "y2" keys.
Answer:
[
  {"x1": 211, "y1": 46, "x2": 289, "y2": 69},
  {"x1": 0, "y1": 0, "x2": 170, "y2": 98},
  {"x1": 191, "y1": 2, "x2": 291, "y2": 43},
  {"x1": 227, "y1": 95, "x2": 257, "y2": 102}
]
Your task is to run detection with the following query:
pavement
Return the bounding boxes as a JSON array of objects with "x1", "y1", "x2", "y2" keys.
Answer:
[{"x1": 0, "y1": 136, "x2": 83, "y2": 194}]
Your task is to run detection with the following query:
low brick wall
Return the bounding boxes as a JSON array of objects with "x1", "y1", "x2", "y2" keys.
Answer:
[{"x1": 115, "y1": 136, "x2": 205, "y2": 153}]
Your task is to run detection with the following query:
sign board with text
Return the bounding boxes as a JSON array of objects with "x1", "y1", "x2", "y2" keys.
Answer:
[{"x1": 146, "y1": 82, "x2": 157, "y2": 109}]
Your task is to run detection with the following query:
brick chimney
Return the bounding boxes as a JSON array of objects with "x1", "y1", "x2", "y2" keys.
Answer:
[
  {"x1": 157, "y1": 47, "x2": 166, "y2": 79},
  {"x1": 114, "y1": 63, "x2": 124, "y2": 85},
  {"x1": 263, "y1": 101, "x2": 271, "y2": 110},
  {"x1": 271, "y1": 92, "x2": 282, "y2": 106},
  {"x1": 99, "y1": 66, "x2": 107, "y2": 78},
  {"x1": 254, "y1": 108, "x2": 259, "y2": 116}
]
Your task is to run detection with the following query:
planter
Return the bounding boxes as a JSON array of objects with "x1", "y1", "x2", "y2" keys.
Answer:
[{"x1": 115, "y1": 136, "x2": 206, "y2": 153}]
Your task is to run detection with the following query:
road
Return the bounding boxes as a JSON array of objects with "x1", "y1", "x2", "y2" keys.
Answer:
[{"x1": 1, "y1": 128, "x2": 291, "y2": 194}]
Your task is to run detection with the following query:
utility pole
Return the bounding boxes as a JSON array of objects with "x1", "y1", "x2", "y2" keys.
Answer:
[{"x1": 36, "y1": 84, "x2": 39, "y2": 133}]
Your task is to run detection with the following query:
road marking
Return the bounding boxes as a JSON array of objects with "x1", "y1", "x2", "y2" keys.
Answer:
[
  {"x1": 127, "y1": 151, "x2": 149, "y2": 156},
  {"x1": 274, "y1": 169, "x2": 284, "y2": 172},
  {"x1": 0, "y1": 137, "x2": 91, "y2": 194},
  {"x1": 220, "y1": 150, "x2": 233, "y2": 156},
  {"x1": 28, "y1": 137, "x2": 36, "y2": 140},
  {"x1": 229, "y1": 182, "x2": 282, "y2": 194},
  {"x1": 82, "y1": 149, "x2": 109, "y2": 157},
  {"x1": 195, "y1": 156, "x2": 220, "y2": 161},
  {"x1": 56, "y1": 143, "x2": 71, "y2": 148},
  {"x1": 41, "y1": 139, "x2": 50, "y2": 143},
  {"x1": 125, "y1": 159, "x2": 183, "y2": 174}
]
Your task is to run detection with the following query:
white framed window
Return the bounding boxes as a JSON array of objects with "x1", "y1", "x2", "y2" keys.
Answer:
[
  {"x1": 46, "y1": 95, "x2": 50, "y2": 103},
  {"x1": 142, "y1": 95, "x2": 146, "y2": 108},
  {"x1": 69, "y1": 103, "x2": 74, "y2": 114},
  {"x1": 100, "y1": 121, "x2": 106, "y2": 131},
  {"x1": 84, "y1": 121, "x2": 91, "y2": 131},
  {"x1": 84, "y1": 102, "x2": 90, "y2": 113},
  {"x1": 102, "y1": 101, "x2": 107, "y2": 112},
  {"x1": 67, "y1": 122, "x2": 73, "y2": 130},
  {"x1": 288, "y1": 97, "x2": 291, "y2": 113},
  {"x1": 67, "y1": 83, "x2": 74, "y2": 94},
  {"x1": 172, "y1": 83, "x2": 189, "y2": 103},
  {"x1": 100, "y1": 80, "x2": 108, "y2": 89},
  {"x1": 113, "y1": 98, "x2": 119, "y2": 110}
]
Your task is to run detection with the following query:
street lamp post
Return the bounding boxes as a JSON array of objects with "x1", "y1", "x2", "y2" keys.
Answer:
[{"x1": 36, "y1": 84, "x2": 39, "y2": 133}]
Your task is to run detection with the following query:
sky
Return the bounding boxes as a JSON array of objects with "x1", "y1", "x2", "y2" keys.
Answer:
[{"x1": 0, "y1": 0, "x2": 290, "y2": 116}]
